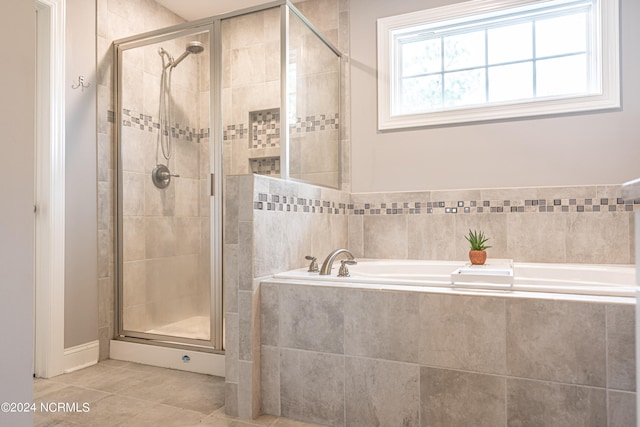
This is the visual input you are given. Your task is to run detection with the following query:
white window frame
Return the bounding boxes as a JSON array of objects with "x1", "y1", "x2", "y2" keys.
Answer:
[{"x1": 377, "y1": 0, "x2": 620, "y2": 130}]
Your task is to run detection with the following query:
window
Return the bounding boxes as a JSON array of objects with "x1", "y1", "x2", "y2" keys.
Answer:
[{"x1": 377, "y1": 0, "x2": 620, "y2": 129}]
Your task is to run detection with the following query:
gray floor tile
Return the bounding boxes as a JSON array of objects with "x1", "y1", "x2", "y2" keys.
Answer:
[{"x1": 34, "y1": 360, "x2": 315, "y2": 426}]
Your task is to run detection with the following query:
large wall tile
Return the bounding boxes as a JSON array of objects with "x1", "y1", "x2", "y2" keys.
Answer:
[
  {"x1": 253, "y1": 210, "x2": 287, "y2": 278},
  {"x1": 279, "y1": 348, "x2": 303, "y2": 421},
  {"x1": 260, "y1": 283, "x2": 280, "y2": 347},
  {"x1": 122, "y1": 216, "x2": 145, "y2": 262},
  {"x1": 407, "y1": 214, "x2": 456, "y2": 260},
  {"x1": 507, "y1": 378, "x2": 606, "y2": 427},
  {"x1": 223, "y1": 244, "x2": 238, "y2": 313},
  {"x1": 608, "y1": 390, "x2": 636, "y2": 427},
  {"x1": 506, "y1": 213, "x2": 566, "y2": 262},
  {"x1": 144, "y1": 177, "x2": 175, "y2": 217},
  {"x1": 279, "y1": 284, "x2": 344, "y2": 354},
  {"x1": 144, "y1": 217, "x2": 175, "y2": 259},
  {"x1": 346, "y1": 357, "x2": 419, "y2": 427},
  {"x1": 420, "y1": 367, "x2": 505, "y2": 427},
  {"x1": 261, "y1": 345, "x2": 280, "y2": 416},
  {"x1": 224, "y1": 176, "x2": 239, "y2": 244},
  {"x1": 225, "y1": 313, "x2": 239, "y2": 383},
  {"x1": 344, "y1": 289, "x2": 419, "y2": 363},
  {"x1": 231, "y1": 46, "x2": 266, "y2": 87},
  {"x1": 506, "y1": 299, "x2": 606, "y2": 386},
  {"x1": 238, "y1": 290, "x2": 253, "y2": 361},
  {"x1": 280, "y1": 349, "x2": 345, "y2": 427},
  {"x1": 122, "y1": 172, "x2": 145, "y2": 216},
  {"x1": 363, "y1": 215, "x2": 408, "y2": 259},
  {"x1": 419, "y1": 294, "x2": 506, "y2": 374},
  {"x1": 455, "y1": 212, "x2": 508, "y2": 260},
  {"x1": 347, "y1": 210, "x2": 363, "y2": 258},
  {"x1": 566, "y1": 212, "x2": 631, "y2": 264},
  {"x1": 174, "y1": 217, "x2": 200, "y2": 256},
  {"x1": 238, "y1": 221, "x2": 253, "y2": 290},
  {"x1": 607, "y1": 304, "x2": 636, "y2": 391}
]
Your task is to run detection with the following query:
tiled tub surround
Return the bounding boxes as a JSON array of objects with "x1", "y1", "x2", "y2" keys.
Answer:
[
  {"x1": 223, "y1": 174, "x2": 349, "y2": 418},
  {"x1": 260, "y1": 280, "x2": 636, "y2": 427},
  {"x1": 223, "y1": 177, "x2": 637, "y2": 424}
]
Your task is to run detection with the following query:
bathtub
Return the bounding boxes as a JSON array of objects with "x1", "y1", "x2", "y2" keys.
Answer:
[{"x1": 272, "y1": 259, "x2": 636, "y2": 301}]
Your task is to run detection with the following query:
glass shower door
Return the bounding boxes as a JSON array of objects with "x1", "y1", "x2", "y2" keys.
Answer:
[{"x1": 115, "y1": 24, "x2": 221, "y2": 350}]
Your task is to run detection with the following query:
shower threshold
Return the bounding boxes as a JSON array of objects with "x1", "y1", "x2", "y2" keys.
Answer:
[
  {"x1": 110, "y1": 338, "x2": 224, "y2": 376},
  {"x1": 145, "y1": 315, "x2": 210, "y2": 341}
]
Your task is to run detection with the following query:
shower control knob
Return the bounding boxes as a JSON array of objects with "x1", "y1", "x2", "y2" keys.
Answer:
[{"x1": 152, "y1": 164, "x2": 179, "y2": 189}]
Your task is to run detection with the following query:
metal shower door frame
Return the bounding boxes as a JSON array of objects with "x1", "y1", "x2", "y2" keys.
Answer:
[{"x1": 113, "y1": 21, "x2": 223, "y2": 352}]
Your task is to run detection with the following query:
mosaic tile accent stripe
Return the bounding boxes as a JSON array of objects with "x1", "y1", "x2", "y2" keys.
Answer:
[
  {"x1": 290, "y1": 113, "x2": 339, "y2": 134},
  {"x1": 224, "y1": 124, "x2": 248, "y2": 141},
  {"x1": 224, "y1": 112, "x2": 339, "y2": 142},
  {"x1": 253, "y1": 192, "x2": 639, "y2": 215},
  {"x1": 250, "y1": 110, "x2": 280, "y2": 149},
  {"x1": 351, "y1": 197, "x2": 638, "y2": 215},
  {"x1": 254, "y1": 191, "x2": 348, "y2": 214},
  {"x1": 118, "y1": 108, "x2": 208, "y2": 142}
]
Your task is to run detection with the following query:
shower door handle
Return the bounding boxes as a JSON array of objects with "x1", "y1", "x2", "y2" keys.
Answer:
[{"x1": 210, "y1": 173, "x2": 215, "y2": 196}]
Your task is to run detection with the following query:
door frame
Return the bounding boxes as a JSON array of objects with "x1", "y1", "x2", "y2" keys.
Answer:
[{"x1": 34, "y1": 0, "x2": 66, "y2": 378}]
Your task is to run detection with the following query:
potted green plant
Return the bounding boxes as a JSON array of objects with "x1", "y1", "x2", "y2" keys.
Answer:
[{"x1": 465, "y1": 229, "x2": 491, "y2": 265}]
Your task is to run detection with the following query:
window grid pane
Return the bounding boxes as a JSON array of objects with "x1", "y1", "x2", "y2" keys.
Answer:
[{"x1": 396, "y1": 1, "x2": 593, "y2": 113}]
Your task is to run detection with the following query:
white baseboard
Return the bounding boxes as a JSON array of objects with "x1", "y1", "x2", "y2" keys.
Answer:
[
  {"x1": 63, "y1": 340, "x2": 99, "y2": 373},
  {"x1": 109, "y1": 340, "x2": 225, "y2": 377}
]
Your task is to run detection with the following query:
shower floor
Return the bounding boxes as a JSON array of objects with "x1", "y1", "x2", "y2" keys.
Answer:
[{"x1": 146, "y1": 315, "x2": 210, "y2": 341}]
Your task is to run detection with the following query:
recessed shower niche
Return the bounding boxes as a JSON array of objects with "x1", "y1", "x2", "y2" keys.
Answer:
[
  {"x1": 250, "y1": 109, "x2": 280, "y2": 149},
  {"x1": 113, "y1": 1, "x2": 342, "y2": 357},
  {"x1": 248, "y1": 109, "x2": 281, "y2": 177}
]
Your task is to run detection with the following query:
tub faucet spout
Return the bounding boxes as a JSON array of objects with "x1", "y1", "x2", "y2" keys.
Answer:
[{"x1": 320, "y1": 249, "x2": 355, "y2": 275}]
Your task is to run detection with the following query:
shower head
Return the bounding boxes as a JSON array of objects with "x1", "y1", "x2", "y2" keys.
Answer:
[
  {"x1": 186, "y1": 41, "x2": 204, "y2": 54},
  {"x1": 171, "y1": 41, "x2": 204, "y2": 68}
]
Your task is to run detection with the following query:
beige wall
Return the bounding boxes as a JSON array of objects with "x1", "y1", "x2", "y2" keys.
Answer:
[
  {"x1": 65, "y1": 0, "x2": 98, "y2": 349},
  {"x1": 350, "y1": 0, "x2": 640, "y2": 192},
  {"x1": 0, "y1": 0, "x2": 35, "y2": 424}
]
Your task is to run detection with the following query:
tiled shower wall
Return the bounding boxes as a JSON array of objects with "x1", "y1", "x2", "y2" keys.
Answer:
[
  {"x1": 221, "y1": 0, "x2": 350, "y2": 191},
  {"x1": 98, "y1": 0, "x2": 350, "y2": 359},
  {"x1": 222, "y1": 7, "x2": 281, "y2": 176},
  {"x1": 223, "y1": 174, "x2": 349, "y2": 418},
  {"x1": 288, "y1": 6, "x2": 341, "y2": 188},
  {"x1": 349, "y1": 185, "x2": 636, "y2": 264},
  {"x1": 97, "y1": 0, "x2": 188, "y2": 359},
  {"x1": 119, "y1": 32, "x2": 211, "y2": 335},
  {"x1": 294, "y1": 0, "x2": 351, "y2": 192}
]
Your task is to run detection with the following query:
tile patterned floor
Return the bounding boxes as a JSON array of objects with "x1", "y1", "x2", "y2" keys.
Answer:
[{"x1": 34, "y1": 360, "x2": 322, "y2": 427}]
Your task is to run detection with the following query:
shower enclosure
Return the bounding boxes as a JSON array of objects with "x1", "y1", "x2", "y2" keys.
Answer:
[{"x1": 113, "y1": 1, "x2": 341, "y2": 353}]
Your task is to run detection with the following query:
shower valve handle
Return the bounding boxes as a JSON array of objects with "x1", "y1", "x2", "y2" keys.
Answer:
[
  {"x1": 158, "y1": 170, "x2": 180, "y2": 179},
  {"x1": 151, "y1": 164, "x2": 179, "y2": 189}
]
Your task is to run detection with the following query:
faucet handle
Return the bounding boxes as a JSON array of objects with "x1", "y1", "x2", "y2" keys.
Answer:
[
  {"x1": 338, "y1": 259, "x2": 357, "y2": 277},
  {"x1": 305, "y1": 256, "x2": 318, "y2": 273}
]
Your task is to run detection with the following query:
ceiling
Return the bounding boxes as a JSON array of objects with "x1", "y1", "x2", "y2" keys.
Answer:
[{"x1": 154, "y1": 0, "x2": 273, "y2": 21}]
